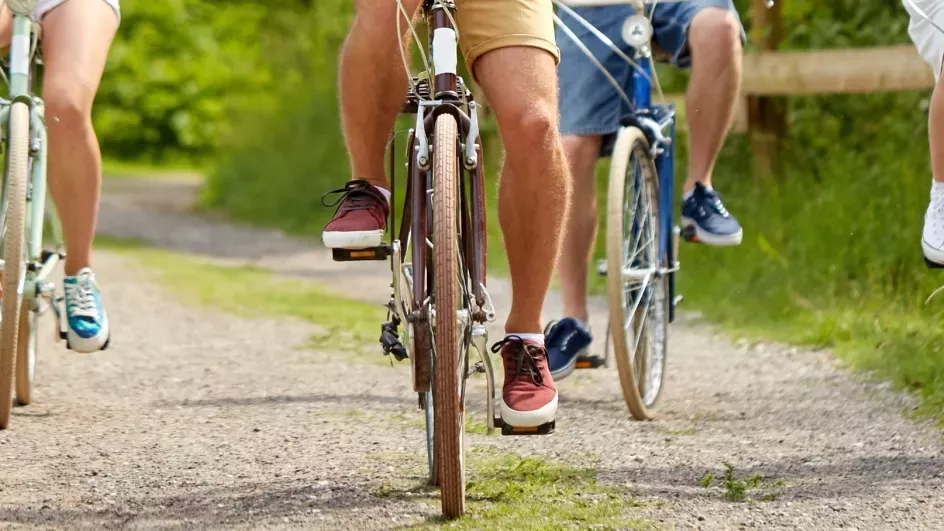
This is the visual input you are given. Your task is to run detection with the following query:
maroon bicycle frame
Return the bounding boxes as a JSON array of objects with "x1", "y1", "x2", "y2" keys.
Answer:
[{"x1": 390, "y1": 0, "x2": 489, "y2": 391}]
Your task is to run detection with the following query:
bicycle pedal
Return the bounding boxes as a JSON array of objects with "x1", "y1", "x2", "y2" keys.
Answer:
[
  {"x1": 925, "y1": 257, "x2": 944, "y2": 269},
  {"x1": 680, "y1": 225, "x2": 699, "y2": 243},
  {"x1": 575, "y1": 355, "x2": 605, "y2": 370},
  {"x1": 494, "y1": 417, "x2": 555, "y2": 436},
  {"x1": 332, "y1": 245, "x2": 390, "y2": 262}
]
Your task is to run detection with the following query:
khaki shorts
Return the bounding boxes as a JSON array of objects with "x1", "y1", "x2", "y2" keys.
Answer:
[{"x1": 454, "y1": 0, "x2": 559, "y2": 69}]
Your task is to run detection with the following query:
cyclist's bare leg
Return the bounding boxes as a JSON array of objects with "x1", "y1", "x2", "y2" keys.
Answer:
[
  {"x1": 340, "y1": 0, "x2": 422, "y2": 189},
  {"x1": 474, "y1": 47, "x2": 571, "y2": 334},
  {"x1": 683, "y1": 8, "x2": 742, "y2": 193},
  {"x1": 558, "y1": 135, "x2": 601, "y2": 324},
  {"x1": 42, "y1": 0, "x2": 118, "y2": 275},
  {"x1": 931, "y1": 77, "x2": 944, "y2": 184},
  {"x1": 0, "y1": 6, "x2": 10, "y2": 45}
]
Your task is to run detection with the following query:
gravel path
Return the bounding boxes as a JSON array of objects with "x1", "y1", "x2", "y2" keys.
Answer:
[{"x1": 0, "y1": 176, "x2": 940, "y2": 530}]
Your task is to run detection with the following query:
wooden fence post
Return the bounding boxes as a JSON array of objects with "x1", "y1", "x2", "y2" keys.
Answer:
[{"x1": 747, "y1": 0, "x2": 786, "y2": 178}]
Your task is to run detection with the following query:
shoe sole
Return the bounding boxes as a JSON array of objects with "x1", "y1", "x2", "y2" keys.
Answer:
[
  {"x1": 67, "y1": 316, "x2": 110, "y2": 354},
  {"x1": 499, "y1": 393, "x2": 558, "y2": 428},
  {"x1": 923, "y1": 240, "x2": 944, "y2": 268},
  {"x1": 322, "y1": 230, "x2": 385, "y2": 249},
  {"x1": 681, "y1": 217, "x2": 743, "y2": 246}
]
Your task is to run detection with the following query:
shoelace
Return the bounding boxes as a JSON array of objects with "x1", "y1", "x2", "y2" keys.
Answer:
[
  {"x1": 491, "y1": 336, "x2": 546, "y2": 386},
  {"x1": 702, "y1": 189, "x2": 731, "y2": 218},
  {"x1": 65, "y1": 273, "x2": 100, "y2": 320},
  {"x1": 321, "y1": 180, "x2": 382, "y2": 212},
  {"x1": 929, "y1": 194, "x2": 944, "y2": 220}
]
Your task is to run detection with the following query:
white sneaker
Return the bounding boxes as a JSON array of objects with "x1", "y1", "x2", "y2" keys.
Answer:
[
  {"x1": 923, "y1": 191, "x2": 944, "y2": 267},
  {"x1": 63, "y1": 268, "x2": 110, "y2": 353}
]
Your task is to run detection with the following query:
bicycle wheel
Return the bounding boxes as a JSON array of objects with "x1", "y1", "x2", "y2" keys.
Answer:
[
  {"x1": 0, "y1": 102, "x2": 31, "y2": 429},
  {"x1": 606, "y1": 126, "x2": 668, "y2": 421},
  {"x1": 14, "y1": 301, "x2": 35, "y2": 405},
  {"x1": 431, "y1": 113, "x2": 465, "y2": 518}
]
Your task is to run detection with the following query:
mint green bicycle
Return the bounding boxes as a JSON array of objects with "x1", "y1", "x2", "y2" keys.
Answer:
[{"x1": 0, "y1": 0, "x2": 66, "y2": 430}]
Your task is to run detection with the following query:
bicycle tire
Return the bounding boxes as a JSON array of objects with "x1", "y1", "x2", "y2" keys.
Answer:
[
  {"x1": 0, "y1": 102, "x2": 31, "y2": 429},
  {"x1": 606, "y1": 126, "x2": 668, "y2": 421},
  {"x1": 431, "y1": 113, "x2": 465, "y2": 518},
  {"x1": 14, "y1": 301, "x2": 34, "y2": 405}
]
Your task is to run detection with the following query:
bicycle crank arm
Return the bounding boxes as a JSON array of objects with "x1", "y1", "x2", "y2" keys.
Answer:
[{"x1": 22, "y1": 250, "x2": 62, "y2": 300}]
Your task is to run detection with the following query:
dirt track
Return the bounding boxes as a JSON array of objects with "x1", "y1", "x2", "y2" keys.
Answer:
[{"x1": 0, "y1": 176, "x2": 941, "y2": 530}]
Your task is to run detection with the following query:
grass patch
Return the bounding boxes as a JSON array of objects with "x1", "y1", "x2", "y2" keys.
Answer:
[
  {"x1": 96, "y1": 235, "x2": 385, "y2": 350},
  {"x1": 700, "y1": 462, "x2": 784, "y2": 503},
  {"x1": 464, "y1": 415, "x2": 489, "y2": 436},
  {"x1": 699, "y1": 473, "x2": 714, "y2": 489},
  {"x1": 375, "y1": 447, "x2": 656, "y2": 530}
]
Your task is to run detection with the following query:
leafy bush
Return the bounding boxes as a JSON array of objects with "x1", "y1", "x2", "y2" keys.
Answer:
[
  {"x1": 96, "y1": 1, "x2": 281, "y2": 162},
  {"x1": 198, "y1": 0, "x2": 354, "y2": 233}
]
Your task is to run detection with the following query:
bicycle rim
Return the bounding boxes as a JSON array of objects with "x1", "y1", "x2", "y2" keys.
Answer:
[
  {"x1": 0, "y1": 102, "x2": 31, "y2": 429},
  {"x1": 606, "y1": 126, "x2": 667, "y2": 421},
  {"x1": 431, "y1": 113, "x2": 465, "y2": 518}
]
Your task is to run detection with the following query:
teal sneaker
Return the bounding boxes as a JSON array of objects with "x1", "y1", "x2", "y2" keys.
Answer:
[{"x1": 63, "y1": 267, "x2": 110, "y2": 353}]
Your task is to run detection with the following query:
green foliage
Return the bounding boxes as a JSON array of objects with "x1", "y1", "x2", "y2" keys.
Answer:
[
  {"x1": 97, "y1": 1, "x2": 274, "y2": 162},
  {"x1": 198, "y1": 1, "x2": 353, "y2": 233}
]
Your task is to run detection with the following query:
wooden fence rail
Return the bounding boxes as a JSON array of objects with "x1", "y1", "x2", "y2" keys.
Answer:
[{"x1": 670, "y1": 44, "x2": 934, "y2": 134}]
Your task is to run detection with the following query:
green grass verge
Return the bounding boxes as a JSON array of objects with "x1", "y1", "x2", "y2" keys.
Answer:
[
  {"x1": 676, "y1": 110, "x2": 944, "y2": 424},
  {"x1": 96, "y1": 235, "x2": 384, "y2": 351},
  {"x1": 102, "y1": 159, "x2": 207, "y2": 181},
  {"x1": 375, "y1": 448, "x2": 656, "y2": 530}
]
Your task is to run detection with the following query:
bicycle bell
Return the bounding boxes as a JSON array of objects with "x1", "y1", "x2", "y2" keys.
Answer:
[{"x1": 622, "y1": 14, "x2": 653, "y2": 49}]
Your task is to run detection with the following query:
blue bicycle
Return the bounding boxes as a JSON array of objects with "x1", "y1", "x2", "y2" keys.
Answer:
[{"x1": 554, "y1": 0, "x2": 683, "y2": 420}]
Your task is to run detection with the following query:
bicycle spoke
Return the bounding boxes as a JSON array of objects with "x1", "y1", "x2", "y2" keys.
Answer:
[
  {"x1": 627, "y1": 201, "x2": 654, "y2": 266},
  {"x1": 630, "y1": 296, "x2": 652, "y2": 358}
]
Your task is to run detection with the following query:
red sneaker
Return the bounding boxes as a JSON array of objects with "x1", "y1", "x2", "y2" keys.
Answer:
[
  {"x1": 321, "y1": 180, "x2": 389, "y2": 249},
  {"x1": 493, "y1": 336, "x2": 558, "y2": 428}
]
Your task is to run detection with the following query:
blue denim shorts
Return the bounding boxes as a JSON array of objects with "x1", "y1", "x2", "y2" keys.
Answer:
[{"x1": 557, "y1": 1, "x2": 744, "y2": 144}]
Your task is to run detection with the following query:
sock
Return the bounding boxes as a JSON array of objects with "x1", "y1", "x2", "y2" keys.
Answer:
[
  {"x1": 932, "y1": 179, "x2": 944, "y2": 200},
  {"x1": 374, "y1": 186, "x2": 391, "y2": 204},
  {"x1": 507, "y1": 333, "x2": 544, "y2": 345}
]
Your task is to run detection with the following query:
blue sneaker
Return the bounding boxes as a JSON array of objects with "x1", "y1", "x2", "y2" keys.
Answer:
[
  {"x1": 63, "y1": 268, "x2": 110, "y2": 353},
  {"x1": 544, "y1": 318, "x2": 593, "y2": 381},
  {"x1": 680, "y1": 183, "x2": 743, "y2": 246}
]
